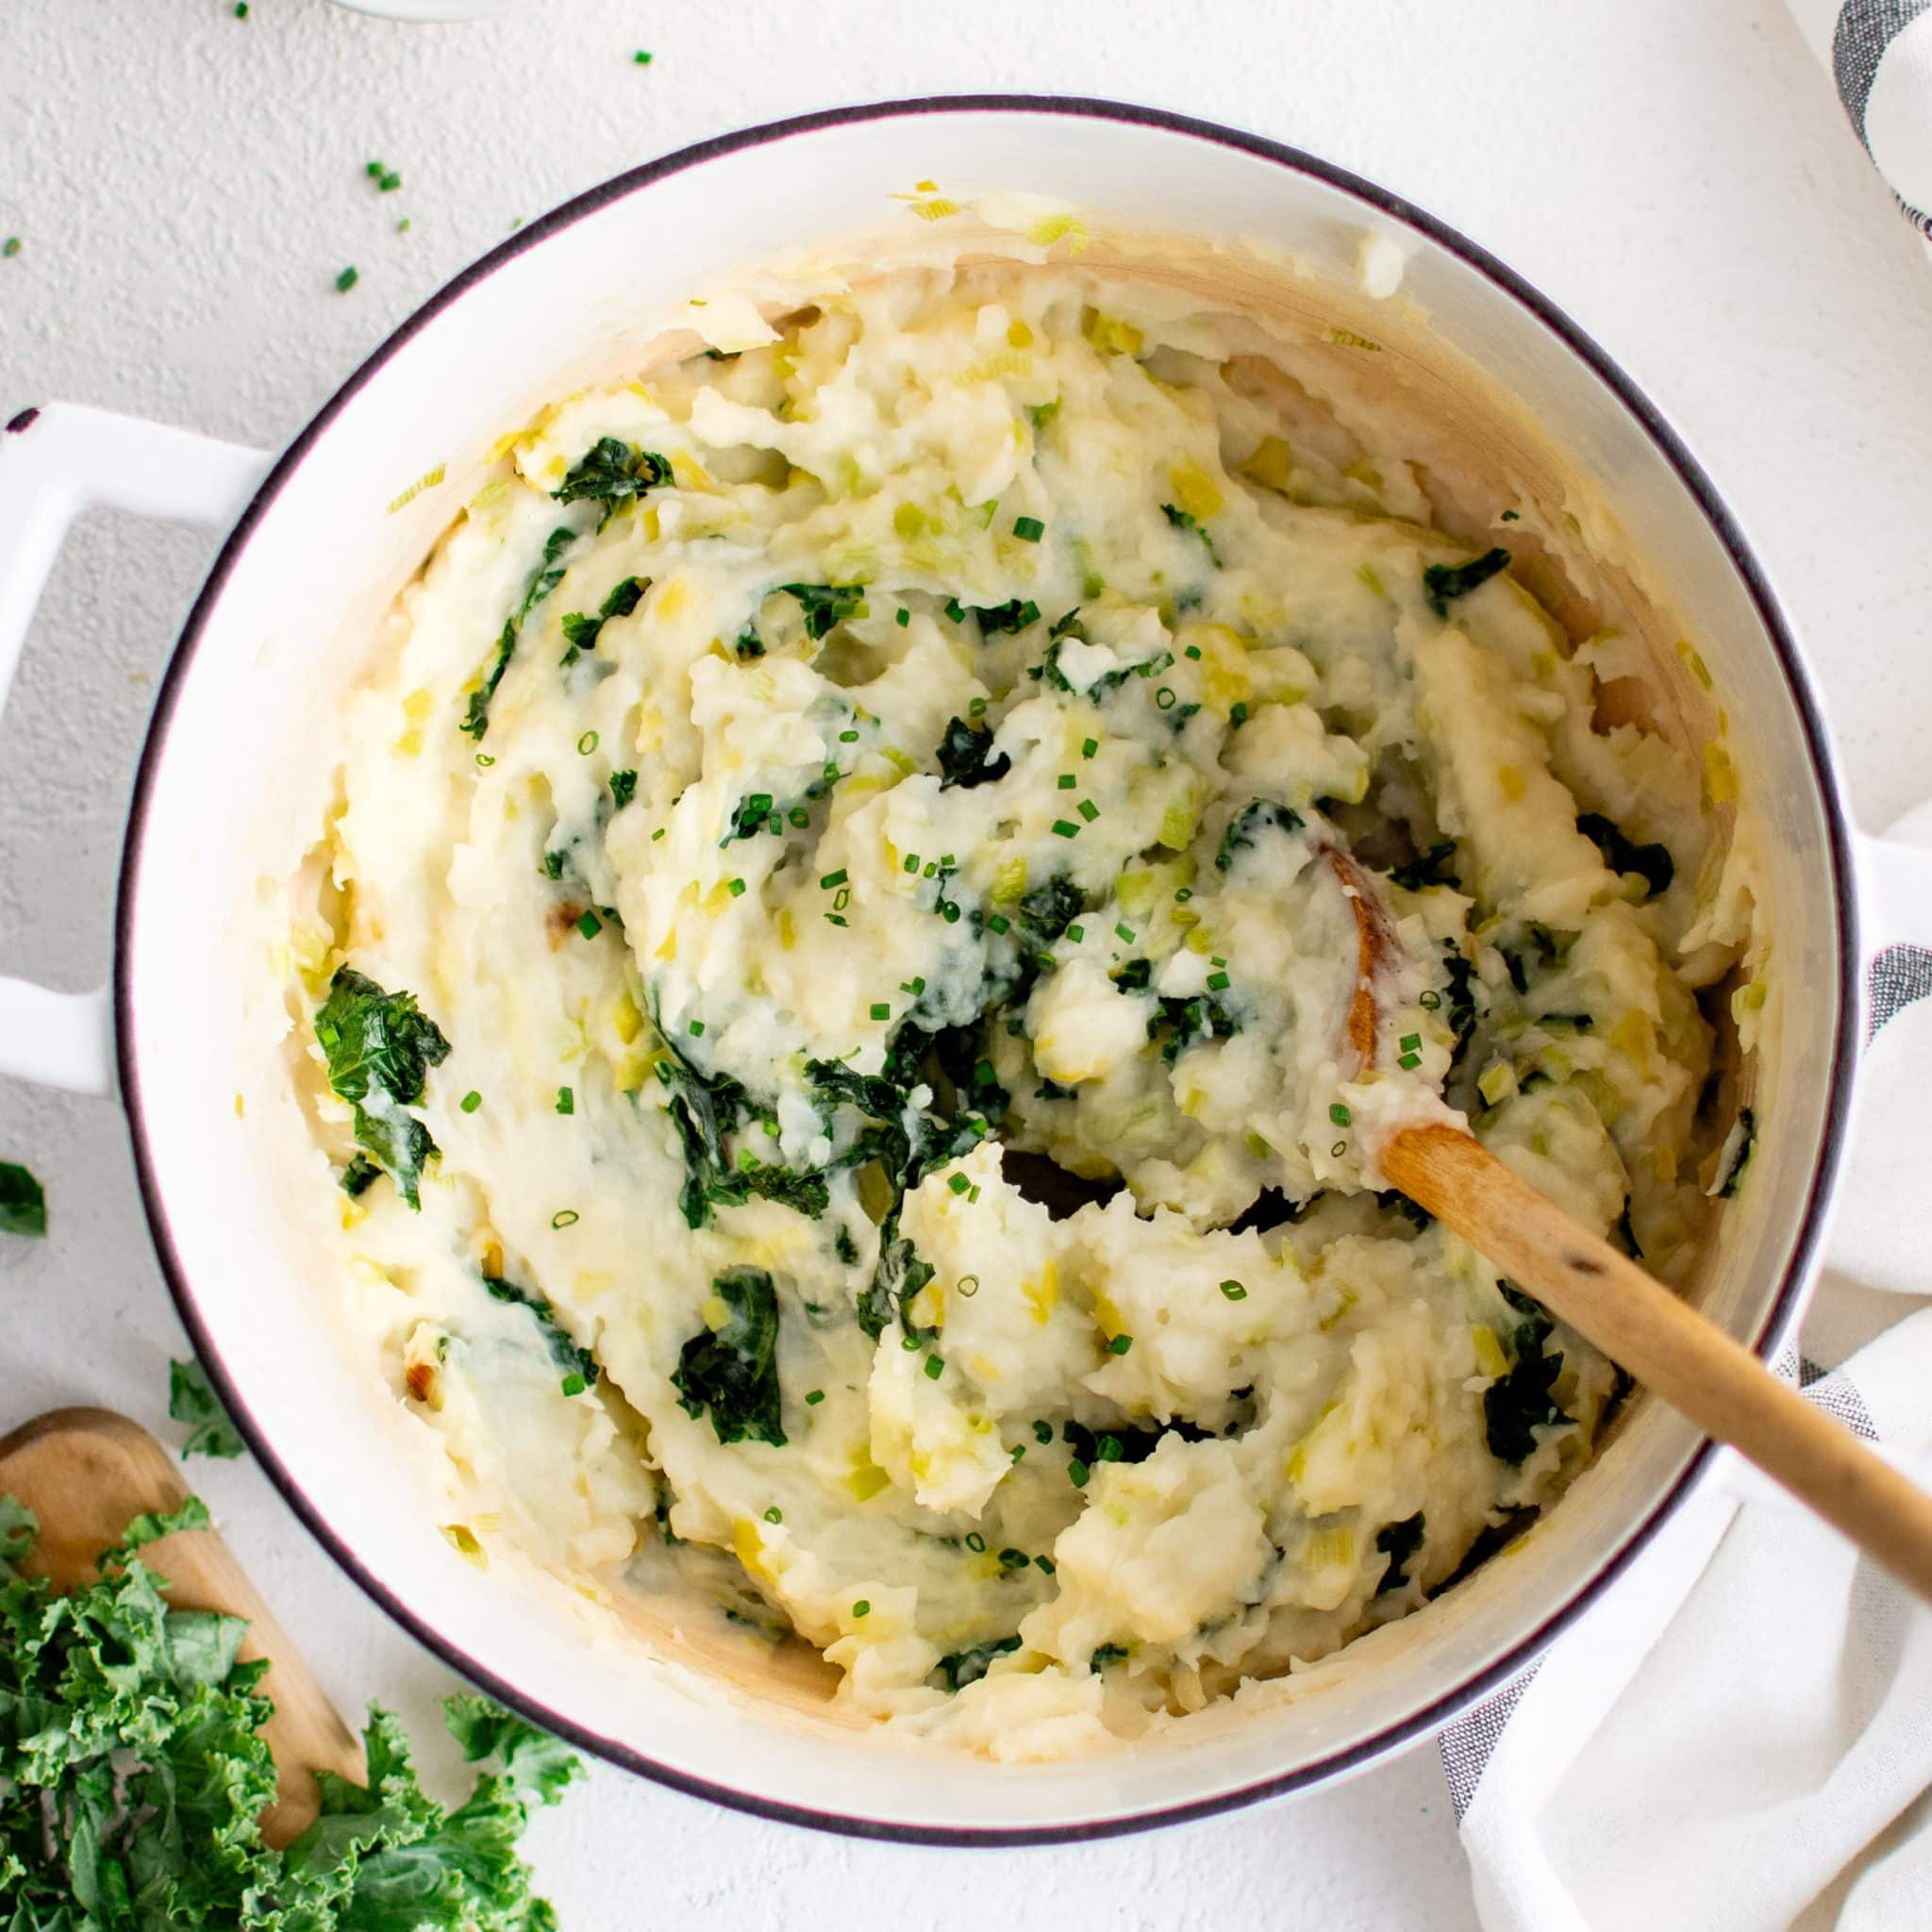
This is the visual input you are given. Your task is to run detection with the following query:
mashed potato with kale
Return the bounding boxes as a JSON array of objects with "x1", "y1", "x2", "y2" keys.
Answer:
[{"x1": 294, "y1": 250, "x2": 1746, "y2": 1756}]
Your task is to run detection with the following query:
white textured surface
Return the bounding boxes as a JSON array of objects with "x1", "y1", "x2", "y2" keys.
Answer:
[{"x1": 1, "y1": 1, "x2": 1929, "y2": 1924}]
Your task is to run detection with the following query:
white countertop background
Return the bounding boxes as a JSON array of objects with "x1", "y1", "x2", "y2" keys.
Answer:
[{"x1": 2, "y1": 1, "x2": 1929, "y2": 1924}]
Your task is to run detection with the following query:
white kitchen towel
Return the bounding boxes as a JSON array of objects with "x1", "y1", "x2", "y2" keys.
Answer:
[
  {"x1": 1786, "y1": 0, "x2": 1932, "y2": 251},
  {"x1": 1445, "y1": 810, "x2": 1932, "y2": 1931}
]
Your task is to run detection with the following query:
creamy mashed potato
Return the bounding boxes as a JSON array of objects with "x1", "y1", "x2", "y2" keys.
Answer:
[{"x1": 292, "y1": 252, "x2": 1754, "y2": 1756}]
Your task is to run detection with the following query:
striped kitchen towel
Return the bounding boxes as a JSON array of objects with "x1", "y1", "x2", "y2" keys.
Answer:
[
  {"x1": 1444, "y1": 807, "x2": 1932, "y2": 1932},
  {"x1": 1786, "y1": 0, "x2": 1932, "y2": 248}
]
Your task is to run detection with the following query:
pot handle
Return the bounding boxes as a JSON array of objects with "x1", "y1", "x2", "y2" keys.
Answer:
[{"x1": 0, "y1": 404, "x2": 272, "y2": 1096}]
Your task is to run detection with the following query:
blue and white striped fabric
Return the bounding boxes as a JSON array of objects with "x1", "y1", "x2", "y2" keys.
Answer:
[
  {"x1": 1443, "y1": 806, "x2": 1932, "y2": 1931},
  {"x1": 1789, "y1": 0, "x2": 1932, "y2": 247}
]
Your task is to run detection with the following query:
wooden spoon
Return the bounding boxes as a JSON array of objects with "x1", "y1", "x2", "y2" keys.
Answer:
[
  {"x1": 1379, "y1": 1122, "x2": 1932, "y2": 1605},
  {"x1": 0, "y1": 1406, "x2": 367, "y2": 1845},
  {"x1": 1312, "y1": 840, "x2": 1932, "y2": 1601}
]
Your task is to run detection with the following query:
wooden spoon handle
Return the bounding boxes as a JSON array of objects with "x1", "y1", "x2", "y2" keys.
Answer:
[
  {"x1": 1381, "y1": 1123, "x2": 1932, "y2": 1605},
  {"x1": 0, "y1": 1406, "x2": 366, "y2": 1846}
]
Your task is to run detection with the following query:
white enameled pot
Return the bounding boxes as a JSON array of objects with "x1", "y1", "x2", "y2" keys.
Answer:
[{"x1": 2, "y1": 99, "x2": 1926, "y2": 1843}]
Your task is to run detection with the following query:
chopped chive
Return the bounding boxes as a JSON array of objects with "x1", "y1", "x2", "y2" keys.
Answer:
[
  {"x1": 806, "y1": 1388, "x2": 824, "y2": 1405},
  {"x1": 764, "y1": 1506, "x2": 782, "y2": 1523},
  {"x1": 1034, "y1": 1553, "x2": 1056, "y2": 1574},
  {"x1": 824, "y1": 912, "x2": 848, "y2": 926},
  {"x1": 1052, "y1": 820, "x2": 1079, "y2": 839},
  {"x1": 969, "y1": 696, "x2": 988, "y2": 716},
  {"x1": 396, "y1": 217, "x2": 411, "y2": 234},
  {"x1": 727, "y1": 876, "x2": 747, "y2": 897},
  {"x1": 1069, "y1": 1458, "x2": 1091, "y2": 1487},
  {"x1": 1076, "y1": 800, "x2": 1099, "y2": 823},
  {"x1": 1399, "y1": 1052, "x2": 1422, "y2": 1071},
  {"x1": 968, "y1": 1184, "x2": 981, "y2": 1203},
  {"x1": 870, "y1": 1002, "x2": 890, "y2": 1022},
  {"x1": 1332, "y1": 1140, "x2": 1348, "y2": 1158},
  {"x1": 839, "y1": 728, "x2": 859, "y2": 743},
  {"x1": 689, "y1": 1020, "x2": 705, "y2": 1038},
  {"x1": 1329, "y1": 1102, "x2": 1351, "y2": 1126},
  {"x1": 1156, "y1": 687, "x2": 1176, "y2": 709},
  {"x1": 1174, "y1": 887, "x2": 1192, "y2": 902},
  {"x1": 1011, "y1": 1444, "x2": 1026, "y2": 1462},
  {"x1": 959, "y1": 1268, "x2": 983, "y2": 1294},
  {"x1": 1115, "y1": 923, "x2": 1135, "y2": 944},
  {"x1": 1058, "y1": 773, "x2": 1076, "y2": 790},
  {"x1": 941, "y1": 901, "x2": 960, "y2": 924},
  {"x1": 1082, "y1": 737, "x2": 1098, "y2": 758},
  {"x1": 1184, "y1": 643, "x2": 1203, "y2": 660},
  {"x1": 575, "y1": 908, "x2": 603, "y2": 940},
  {"x1": 902, "y1": 975, "x2": 925, "y2": 994},
  {"x1": 577, "y1": 730, "x2": 598, "y2": 755},
  {"x1": 923, "y1": 862, "x2": 938, "y2": 879},
  {"x1": 820, "y1": 869, "x2": 848, "y2": 889},
  {"x1": 459, "y1": 1091, "x2": 482, "y2": 1114},
  {"x1": 904, "y1": 853, "x2": 919, "y2": 874},
  {"x1": 987, "y1": 912, "x2": 1009, "y2": 934},
  {"x1": 948, "y1": 1174, "x2": 971, "y2": 1194},
  {"x1": 924, "y1": 1356, "x2": 944, "y2": 1381},
  {"x1": 1033, "y1": 1421, "x2": 1053, "y2": 1444},
  {"x1": 852, "y1": 1600, "x2": 871, "y2": 1619},
  {"x1": 788, "y1": 806, "x2": 809, "y2": 827},
  {"x1": 895, "y1": 607, "x2": 910, "y2": 626},
  {"x1": 652, "y1": 825, "x2": 666, "y2": 841},
  {"x1": 964, "y1": 1531, "x2": 986, "y2": 1552},
  {"x1": 1400, "y1": 1032, "x2": 1422, "y2": 1052},
  {"x1": 1211, "y1": 956, "x2": 1226, "y2": 967},
  {"x1": 475, "y1": 753, "x2": 495, "y2": 767},
  {"x1": 560, "y1": 1373, "x2": 586, "y2": 1396},
  {"x1": 1230, "y1": 701, "x2": 1249, "y2": 725},
  {"x1": 1066, "y1": 923, "x2": 1085, "y2": 942},
  {"x1": 1013, "y1": 515, "x2": 1044, "y2": 542},
  {"x1": 556, "y1": 1087, "x2": 574, "y2": 1115},
  {"x1": 1420, "y1": 990, "x2": 1441, "y2": 1009},
  {"x1": 551, "y1": 1208, "x2": 579, "y2": 1228},
  {"x1": 833, "y1": 887, "x2": 851, "y2": 910},
  {"x1": 944, "y1": 597, "x2": 965, "y2": 623},
  {"x1": 1108, "y1": 1334, "x2": 1133, "y2": 1356},
  {"x1": 1220, "y1": 1279, "x2": 1247, "y2": 1301},
  {"x1": 633, "y1": 48, "x2": 653, "y2": 63},
  {"x1": 335, "y1": 265, "x2": 359, "y2": 293},
  {"x1": 901, "y1": 1333, "x2": 922, "y2": 1352},
  {"x1": 1207, "y1": 971, "x2": 1231, "y2": 991}
]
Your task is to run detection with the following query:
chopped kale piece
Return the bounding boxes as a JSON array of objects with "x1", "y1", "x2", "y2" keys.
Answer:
[
  {"x1": 483, "y1": 1274, "x2": 600, "y2": 1391},
  {"x1": 1390, "y1": 840, "x2": 1460, "y2": 891},
  {"x1": 0, "y1": 1160, "x2": 45, "y2": 1237},
  {"x1": 1375, "y1": 1512, "x2": 1425, "y2": 1592},
  {"x1": 1712, "y1": 1107, "x2": 1756, "y2": 1199},
  {"x1": 340, "y1": 1154, "x2": 382, "y2": 1197},
  {"x1": 1577, "y1": 811, "x2": 1674, "y2": 899},
  {"x1": 779, "y1": 582, "x2": 866, "y2": 641},
  {"x1": 936, "y1": 1634, "x2": 1022, "y2": 1691},
  {"x1": 1018, "y1": 875, "x2": 1086, "y2": 941},
  {"x1": 559, "y1": 573, "x2": 648, "y2": 665},
  {"x1": 313, "y1": 966, "x2": 451, "y2": 1208},
  {"x1": 460, "y1": 524, "x2": 577, "y2": 740},
  {"x1": 966, "y1": 597, "x2": 1041, "y2": 635},
  {"x1": 1160, "y1": 501, "x2": 1222, "y2": 567},
  {"x1": 1147, "y1": 991, "x2": 1239, "y2": 1066},
  {"x1": 1091, "y1": 1642, "x2": 1130, "y2": 1669},
  {"x1": 1114, "y1": 958, "x2": 1154, "y2": 992},
  {"x1": 552, "y1": 436, "x2": 673, "y2": 528},
  {"x1": 1215, "y1": 798, "x2": 1305, "y2": 873},
  {"x1": 672, "y1": 1266, "x2": 786, "y2": 1445},
  {"x1": 936, "y1": 715, "x2": 1012, "y2": 791},
  {"x1": 1423, "y1": 545, "x2": 1510, "y2": 619},
  {"x1": 1483, "y1": 1286, "x2": 1571, "y2": 1466},
  {"x1": 1441, "y1": 940, "x2": 1479, "y2": 1058}
]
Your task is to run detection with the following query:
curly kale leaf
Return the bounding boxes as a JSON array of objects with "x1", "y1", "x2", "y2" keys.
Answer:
[
  {"x1": 936, "y1": 716, "x2": 1012, "y2": 791},
  {"x1": 672, "y1": 1266, "x2": 787, "y2": 1446},
  {"x1": 1160, "y1": 501, "x2": 1222, "y2": 567},
  {"x1": 314, "y1": 967, "x2": 452, "y2": 1208},
  {"x1": 1422, "y1": 544, "x2": 1511, "y2": 619},
  {"x1": 552, "y1": 435, "x2": 674, "y2": 528},
  {"x1": 169, "y1": 1356, "x2": 246, "y2": 1459},
  {"x1": 559, "y1": 573, "x2": 649, "y2": 666},
  {"x1": 0, "y1": 1501, "x2": 579, "y2": 1928}
]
